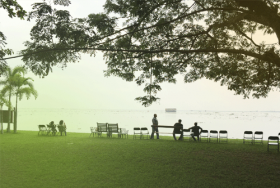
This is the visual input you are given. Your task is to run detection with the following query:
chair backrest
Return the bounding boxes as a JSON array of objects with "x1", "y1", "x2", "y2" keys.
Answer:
[
  {"x1": 120, "y1": 128, "x2": 126, "y2": 133},
  {"x1": 134, "y1": 127, "x2": 141, "y2": 133},
  {"x1": 201, "y1": 130, "x2": 208, "y2": 133},
  {"x1": 244, "y1": 131, "x2": 253, "y2": 139},
  {"x1": 210, "y1": 130, "x2": 218, "y2": 138},
  {"x1": 108, "y1": 123, "x2": 118, "y2": 132},
  {"x1": 97, "y1": 123, "x2": 107, "y2": 132},
  {"x1": 268, "y1": 136, "x2": 279, "y2": 141},
  {"x1": 255, "y1": 131, "x2": 263, "y2": 135},
  {"x1": 254, "y1": 131, "x2": 263, "y2": 138},
  {"x1": 219, "y1": 130, "x2": 227, "y2": 134},
  {"x1": 244, "y1": 131, "x2": 253, "y2": 134},
  {"x1": 141, "y1": 127, "x2": 149, "y2": 133},
  {"x1": 38, "y1": 125, "x2": 46, "y2": 130}
]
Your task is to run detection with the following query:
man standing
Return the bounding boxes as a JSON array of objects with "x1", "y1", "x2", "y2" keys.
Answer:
[
  {"x1": 189, "y1": 122, "x2": 203, "y2": 141},
  {"x1": 173, "y1": 119, "x2": 183, "y2": 140},
  {"x1": 150, "y1": 114, "x2": 159, "y2": 139}
]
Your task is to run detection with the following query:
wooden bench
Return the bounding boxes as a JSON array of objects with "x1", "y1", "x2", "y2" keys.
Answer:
[
  {"x1": 97, "y1": 123, "x2": 108, "y2": 137},
  {"x1": 107, "y1": 123, "x2": 120, "y2": 138}
]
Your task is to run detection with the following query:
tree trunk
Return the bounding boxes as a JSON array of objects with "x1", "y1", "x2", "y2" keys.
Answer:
[
  {"x1": 7, "y1": 94, "x2": 11, "y2": 133},
  {"x1": 14, "y1": 95, "x2": 18, "y2": 133},
  {"x1": 0, "y1": 105, "x2": 3, "y2": 134}
]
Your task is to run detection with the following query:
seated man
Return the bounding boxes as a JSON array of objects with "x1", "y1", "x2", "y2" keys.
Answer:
[
  {"x1": 173, "y1": 119, "x2": 183, "y2": 141},
  {"x1": 58, "y1": 120, "x2": 67, "y2": 136},
  {"x1": 48, "y1": 121, "x2": 57, "y2": 135},
  {"x1": 189, "y1": 122, "x2": 203, "y2": 141}
]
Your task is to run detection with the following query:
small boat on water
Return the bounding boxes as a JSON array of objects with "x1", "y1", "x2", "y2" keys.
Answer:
[{"x1": 165, "y1": 108, "x2": 176, "y2": 112}]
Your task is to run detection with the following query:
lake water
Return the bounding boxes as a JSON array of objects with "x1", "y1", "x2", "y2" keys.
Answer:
[{"x1": 13, "y1": 108, "x2": 280, "y2": 139}]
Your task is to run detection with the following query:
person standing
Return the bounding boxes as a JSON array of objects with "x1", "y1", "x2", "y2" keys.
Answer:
[
  {"x1": 150, "y1": 114, "x2": 159, "y2": 139},
  {"x1": 189, "y1": 122, "x2": 203, "y2": 141},
  {"x1": 173, "y1": 119, "x2": 183, "y2": 140}
]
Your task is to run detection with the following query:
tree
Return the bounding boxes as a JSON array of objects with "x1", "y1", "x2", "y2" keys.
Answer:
[
  {"x1": 0, "y1": 66, "x2": 25, "y2": 132},
  {"x1": 0, "y1": 0, "x2": 26, "y2": 75},
  {"x1": 13, "y1": 74, "x2": 38, "y2": 133},
  {"x1": 3, "y1": 0, "x2": 280, "y2": 106}
]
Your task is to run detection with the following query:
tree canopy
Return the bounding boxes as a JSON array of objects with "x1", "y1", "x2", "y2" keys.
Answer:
[
  {"x1": 0, "y1": 0, "x2": 26, "y2": 75},
  {"x1": 3, "y1": 0, "x2": 280, "y2": 106}
]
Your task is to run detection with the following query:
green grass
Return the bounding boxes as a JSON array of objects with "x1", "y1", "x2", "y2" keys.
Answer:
[{"x1": 0, "y1": 131, "x2": 279, "y2": 188}]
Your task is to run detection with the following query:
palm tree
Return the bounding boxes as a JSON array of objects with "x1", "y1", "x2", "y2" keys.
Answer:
[
  {"x1": 0, "y1": 66, "x2": 25, "y2": 132},
  {"x1": 13, "y1": 74, "x2": 38, "y2": 133}
]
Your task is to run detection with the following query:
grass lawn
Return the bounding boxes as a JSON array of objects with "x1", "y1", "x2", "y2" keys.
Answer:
[{"x1": 0, "y1": 131, "x2": 279, "y2": 188}]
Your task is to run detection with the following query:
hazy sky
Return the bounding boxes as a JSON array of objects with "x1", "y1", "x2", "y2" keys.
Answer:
[{"x1": 1, "y1": 0, "x2": 279, "y2": 111}]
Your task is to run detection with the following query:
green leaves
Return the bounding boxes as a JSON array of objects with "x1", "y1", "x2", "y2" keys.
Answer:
[{"x1": 13, "y1": 0, "x2": 280, "y2": 106}]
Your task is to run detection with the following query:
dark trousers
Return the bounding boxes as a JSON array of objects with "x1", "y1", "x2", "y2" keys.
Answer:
[
  {"x1": 61, "y1": 131, "x2": 67, "y2": 136},
  {"x1": 150, "y1": 127, "x2": 159, "y2": 139},
  {"x1": 191, "y1": 133, "x2": 199, "y2": 141},
  {"x1": 173, "y1": 131, "x2": 183, "y2": 140}
]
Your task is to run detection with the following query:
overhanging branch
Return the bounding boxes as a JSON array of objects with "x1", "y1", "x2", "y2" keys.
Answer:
[{"x1": 2, "y1": 47, "x2": 280, "y2": 67}]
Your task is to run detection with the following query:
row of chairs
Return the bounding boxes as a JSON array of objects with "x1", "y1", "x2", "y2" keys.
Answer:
[
  {"x1": 38, "y1": 124, "x2": 66, "y2": 136},
  {"x1": 243, "y1": 131, "x2": 280, "y2": 152},
  {"x1": 183, "y1": 129, "x2": 228, "y2": 143},
  {"x1": 133, "y1": 127, "x2": 149, "y2": 139},
  {"x1": 243, "y1": 131, "x2": 264, "y2": 144},
  {"x1": 89, "y1": 127, "x2": 129, "y2": 138}
]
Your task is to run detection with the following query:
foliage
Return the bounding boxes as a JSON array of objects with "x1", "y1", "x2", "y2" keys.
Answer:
[
  {"x1": 13, "y1": 73, "x2": 38, "y2": 133},
  {"x1": 6, "y1": 0, "x2": 280, "y2": 106},
  {"x1": 0, "y1": 66, "x2": 33, "y2": 132},
  {"x1": 0, "y1": 0, "x2": 26, "y2": 75}
]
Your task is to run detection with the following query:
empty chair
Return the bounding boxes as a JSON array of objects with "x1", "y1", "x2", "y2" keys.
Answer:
[
  {"x1": 219, "y1": 130, "x2": 228, "y2": 143},
  {"x1": 200, "y1": 130, "x2": 209, "y2": 142},
  {"x1": 89, "y1": 127, "x2": 98, "y2": 137},
  {"x1": 267, "y1": 136, "x2": 279, "y2": 152},
  {"x1": 253, "y1": 131, "x2": 263, "y2": 144},
  {"x1": 209, "y1": 130, "x2": 218, "y2": 143},
  {"x1": 38, "y1": 125, "x2": 47, "y2": 135},
  {"x1": 118, "y1": 128, "x2": 129, "y2": 138},
  {"x1": 140, "y1": 127, "x2": 149, "y2": 139},
  {"x1": 182, "y1": 129, "x2": 193, "y2": 141},
  {"x1": 243, "y1": 131, "x2": 253, "y2": 144},
  {"x1": 133, "y1": 127, "x2": 141, "y2": 139}
]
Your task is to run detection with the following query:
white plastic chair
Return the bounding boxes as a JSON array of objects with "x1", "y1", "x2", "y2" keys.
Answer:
[{"x1": 89, "y1": 127, "x2": 98, "y2": 137}]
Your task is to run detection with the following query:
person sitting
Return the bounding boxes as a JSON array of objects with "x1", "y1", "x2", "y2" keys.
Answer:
[
  {"x1": 189, "y1": 122, "x2": 203, "y2": 141},
  {"x1": 173, "y1": 119, "x2": 183, "y2": 141},
  {"x1": 48, "y1": 121, "x2": 57, "y2": 135},
  {"x1": 58, "y1": 120, "x2": 67, "y2": 136}
]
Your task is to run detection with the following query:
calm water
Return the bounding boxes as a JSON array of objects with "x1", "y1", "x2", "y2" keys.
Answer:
[{"x1": 13, "y1": 108, "x2": 280, "y2": 139}]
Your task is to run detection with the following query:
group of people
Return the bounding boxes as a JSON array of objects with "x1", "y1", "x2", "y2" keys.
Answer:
[
  {"x1": 150, "y1": 114, "x2": 203, "y2": 141},
  {"x1": 49, "y1": 120, "x2": 67, "y2": 136}
]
